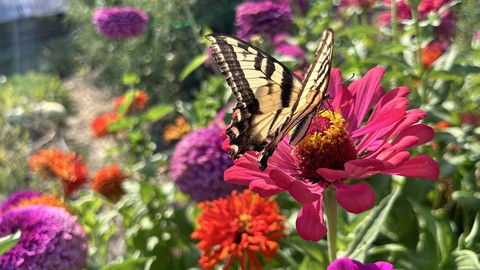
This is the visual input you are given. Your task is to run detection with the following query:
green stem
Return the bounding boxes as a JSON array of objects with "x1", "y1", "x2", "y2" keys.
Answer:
[
  {"x1": 410, "y1": 8, "x2": 427, "y2": 104},
  {"x1": 324, "y1": 186, "x2": 338, "y2": 263},
  {"x1": 391, "y1": 0, "x2": 398, "y2": 43}
]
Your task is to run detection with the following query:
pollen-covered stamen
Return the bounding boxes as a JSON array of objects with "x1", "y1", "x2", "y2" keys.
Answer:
[
  {"x1": 294, "y1": 111, "x2": 357, "y2": 182},
  {"x1": 234, "y1": 214, "x2": 252, "y2": 243}
]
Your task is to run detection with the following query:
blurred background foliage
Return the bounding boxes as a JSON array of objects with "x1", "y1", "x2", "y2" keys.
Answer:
[
  {"x1": 0, "y1": 0, "x2": 479, "y2": 269},
  {"x1": 65, "y1": 0, "x2": 242, "y2": 103}
]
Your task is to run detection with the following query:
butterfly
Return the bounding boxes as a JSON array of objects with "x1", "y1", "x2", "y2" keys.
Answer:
[{"x1": 206, "y1": 29, "x2": 334, "y2": 171}]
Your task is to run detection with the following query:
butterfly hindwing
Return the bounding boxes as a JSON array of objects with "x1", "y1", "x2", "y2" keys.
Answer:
[
  {"x1": 206, "y1": 29, "x2": 334, "y2": 171},
  {"x1": 206, "y1": 34, "x2": 303, "y2": 159}
]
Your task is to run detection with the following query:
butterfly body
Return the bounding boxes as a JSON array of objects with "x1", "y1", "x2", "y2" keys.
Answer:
[{"x1": 206, "y1": 29, "x2": 334, "y2": 171}]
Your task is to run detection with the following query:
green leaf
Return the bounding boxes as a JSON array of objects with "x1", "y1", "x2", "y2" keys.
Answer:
[
  {"x1": 121, "y1": 73, "x2": 141, "y2": 86},
  {"x1": 109, "y1": 117, "x2": 137, "y2": 132},
  {"x1": 336, "y1": 25, "x2": 381, "y2": 37},
  {"x1": 447, "y1": 250, "x2": 480, "y2": 270},
  {"x1": 346, "y1": 188, "x2": 401, "y2": 261},
  {"x1": 279, "y1": 236, "x2": 328, "y2": 269},
  {"x1": 410, "y1": 200, "x2": 454, "y2": 266},
  {"x1": 464, "y1": 212, "x2": 480, "y2": 248},
  {"x1": 139, "y1": 104, "x2": 174, "y2": 122},
  {"x1": 0, "y1": 231, "x2": 21, "y2": 256},
  {"x1": 427, "y1": 70, "x2": 465, "y2": 82},
  {"x1": 450, "y1": 64, "x2": 480, "y2": 74},
  {"x1": 452, "y1": 191, "x2": 480, "y2": 210},
  {"x1": 179, "y1": 54, "x2": 208, "y2": 81},
  {"x1": 116, "y1": 91, "x2": 136, "y2": 116},
  {"x1": 362, "y1": 55, "x2": 412, "y2": 71},
  {"x1": 100, "y1": 256, "x2": 155, "y2": 270}
]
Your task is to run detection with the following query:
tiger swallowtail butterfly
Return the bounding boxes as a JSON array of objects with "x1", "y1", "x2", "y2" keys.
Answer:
[{"x1": 206, "y1": 29, "x2": 334, "y2": 171}]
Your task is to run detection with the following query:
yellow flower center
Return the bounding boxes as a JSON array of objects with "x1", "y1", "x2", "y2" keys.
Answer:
[
  {"x1": 238, "y1": 214, "x2": 251, "y2": 232},
  {"x1": 294, "y1": 111, "x2": 357, "y2": 182}
]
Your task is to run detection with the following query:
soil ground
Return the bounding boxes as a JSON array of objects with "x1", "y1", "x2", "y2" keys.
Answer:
[{"x1": 60, "y1": 73, "x2": 117, "y2": 170}]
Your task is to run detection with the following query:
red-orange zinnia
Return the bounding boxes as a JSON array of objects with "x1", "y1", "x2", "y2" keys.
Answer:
[
  {"x1": 191, "y1": 190, "x2": 286, "y2": 270},
  {"x1": 91, "y1": 112, "x2": 120, "y2": 137},
  {"x1": 422, "y1": 41, "x2": 445, "y2": 68},
  {"x1": 91, "y1": 165, "x2": 128, "y2": 202},
  {"x1": 113, "y1": 90, "x2": 148, "y2": 112},
  {"x1": 28, "y1": 148, "x2": 89, "y2": 196}
]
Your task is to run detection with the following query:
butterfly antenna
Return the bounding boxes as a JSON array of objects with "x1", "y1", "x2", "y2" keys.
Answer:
[{"x1": 343, "y1": 73, "x2": 355, "y2": 84}]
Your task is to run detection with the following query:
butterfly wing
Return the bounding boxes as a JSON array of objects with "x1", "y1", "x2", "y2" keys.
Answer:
[
  {"x1": 206, "y1": 29, "x2": 334, "y2": 171},
  {"x1": 206, "y1": 34, "x2": 303, "y2": 161},
  {"x1": 257, "y1": 29, "x2": 334, "y2": 170}
]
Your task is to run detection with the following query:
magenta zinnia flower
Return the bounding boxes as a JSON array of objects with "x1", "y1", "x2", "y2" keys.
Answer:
[
  {"x1": 235, "y1": 1, "x2": 292, "y2": 41},
  {"x1": 328, "y1": 257, "x2": 397, "y2": 270},
  {"x1": 224, "y1": 67, "x2": 439, "y2": 241},
  {"x1": 169, "y1": 124, "x2": 246, "y2": 202},
  {"x1": 92, "y1": 7, "x2": 149, "y2": 39},
  {"x1": 0, "y1": 206, "x2": 88, "y2": 269}
]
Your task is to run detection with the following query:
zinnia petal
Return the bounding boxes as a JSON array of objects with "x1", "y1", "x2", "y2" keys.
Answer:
[
  {"x1": 352, "y1": 108, "x2": 406, "y2": 138},
  {"x1": 296, "y1": 199, "x2": 327, "y2": 241},
  {"x1": 335, "y1": 182, "x2": 375, "y2": 214},
  {"x1": 327, "y1": 257, "x2": 397, "y2": 270},
  {"x1": 381, "y1": 154, "x2": 440, "y2": 179},
  {"x1": 269, "y1": 169, "x2": 320, "y2": 203},
  {"x1": 347, "y1": 67, "x2": 385, "y2": 131},
  {"x1": 0, "y1": 206, "x2": 87, "y2": 269},
  {"x1": 391, "y1": 124, "x2": 434, "y2": 147}
]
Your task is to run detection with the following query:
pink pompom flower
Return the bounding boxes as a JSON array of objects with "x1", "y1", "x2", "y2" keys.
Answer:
[
  {"x1": 224, "y1": 67, "x2": 439, "y2": 241},
  {"x1": 92, "y1": 7, "x2": 149, "y2": 39}
]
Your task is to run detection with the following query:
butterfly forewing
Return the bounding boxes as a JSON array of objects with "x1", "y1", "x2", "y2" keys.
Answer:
[
  {"x1": 206, "y1": 29, "x2": 334, "y2": 171},
  {"x1": 288, "y1": 29, "x2": 334, "y2": 146},
  {"x1": 206, "y1": 34, "x2": 303, "y2": 159}
]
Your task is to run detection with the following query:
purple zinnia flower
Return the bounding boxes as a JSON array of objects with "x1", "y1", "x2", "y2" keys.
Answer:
[
  {"x1": 92, "y1": 7, "x2": 149, "y2": 39},
  {"x1": 275, "y1": 43, "x2": 306, "y2": 59},
  {"x1": 235, "y1": 1, "x2": 292, "y2": 41},
  {"x1": 0, "y1": 206, "x2": 88, "y2": 270},
  {"x1": 328, "y1": 258, "x2": 397, "y2": 270},
  {"x1": 169, "y1": 125, "x2": 245, "y2": 202},
  {"x1": 273, "y1": 33, "x2": 306, "y2": 61},
  {"x1": 0, "y1": 190, "x2": 42, "y2": 213}
]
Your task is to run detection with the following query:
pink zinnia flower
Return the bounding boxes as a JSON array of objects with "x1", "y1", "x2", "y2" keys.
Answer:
[
  {"x1": 328, "y1": 257, "x2": 397, "y2": 270},
  {"x1": 475, "y1": 32, "x2": 480, "y2": 41},
  {"x1": 378, "y1": 0, "x2": 456, "y2": 40},
  {"x1": 224, "y1": 67, "x2": 439, "y2": 241}
]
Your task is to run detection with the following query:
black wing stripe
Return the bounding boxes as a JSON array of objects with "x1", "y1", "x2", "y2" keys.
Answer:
[{"x1": 280, "y1": 68, "x2": 293, "y2": 108}]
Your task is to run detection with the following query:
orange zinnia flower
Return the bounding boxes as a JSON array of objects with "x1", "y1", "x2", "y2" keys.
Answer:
[
  {"x1": 28, "y1": 148, "x2": 89, "y2": 196},
  {"x1": 422, "y1": 41, "x2": 445, "y2": 68},
  {"x1": 28, "y1": 148, "x2": 65, "y2": 179},
  {"x1": 163, "y1": 116, "x2": 191, "y2": 142},
  {"x1": 433, "y1": 120, "x2": 451, "y2": 131},
  {"x1": 113, "y1": 90, "x2": 148, "y2": 112},
  {"x1": 91, "y1": 112, "x2": 120, "y2": 137},
  {"x1": 191, "y1": 190, "x2": 286, "y2": 270},
  {"x1": 14, "y1": 194, "x2": 69, "y2": 211},
  {"x1": 92, "y1": 165, "x2": 128, "y2": 202}
]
